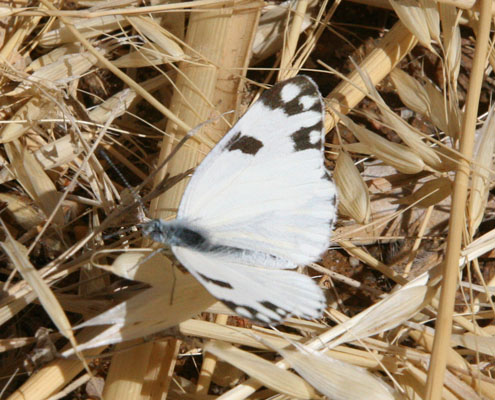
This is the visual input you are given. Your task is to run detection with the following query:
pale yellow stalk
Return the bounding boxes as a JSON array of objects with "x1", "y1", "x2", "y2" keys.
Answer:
[
  {"x1": 323, "y1": 21, "x2": 417, "y2": 132},
  {"x1": 425, "y1": 1, "x2": 492, "y2": 397}
]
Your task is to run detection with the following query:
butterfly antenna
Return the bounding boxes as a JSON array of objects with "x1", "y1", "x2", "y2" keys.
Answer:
[{"x1": 99, "y1": 149, "x2": 145, "y2": 207}]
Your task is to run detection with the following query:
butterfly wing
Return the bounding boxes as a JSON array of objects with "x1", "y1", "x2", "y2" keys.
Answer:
[
  {"x1": 172, "y1": 246, "x2": 326, "y2": 323},
  {"x1": 178, "y1": 76, "x2": 337, "y2": 265}
]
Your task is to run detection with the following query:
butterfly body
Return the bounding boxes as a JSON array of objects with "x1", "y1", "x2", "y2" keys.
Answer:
[
  {"x1": 144, "y1": 219, "x2": 297, "y2": 268},
  {"x1": 144, "y1": 76, "x2": 337, "y2": 323}
]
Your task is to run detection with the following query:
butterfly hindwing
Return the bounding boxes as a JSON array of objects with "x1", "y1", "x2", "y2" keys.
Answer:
[{"x1": 172, "y1": 246, "x2": 326, "y2": 323}]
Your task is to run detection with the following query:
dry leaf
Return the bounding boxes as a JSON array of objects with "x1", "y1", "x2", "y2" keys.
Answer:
[
  {"x1": 339, "y1": 113, "x2": 425, "y2": 174},
  {"x1": 325, "y1": 273, "x2": 433, "y2": 348},
  {"x1": 39, "y1": 15, "x2": 130, "y2": 47},
  {"x1": 395, "y1": 177, "x2": 452, "y2": 208},
  {"x1": 389, "y1": 0, "x2": 437, "y2": 52},
  {"x1": 0, "y1": 232, "x2": 79, "y2": 352},
  {"x1": 205, "y1": 341, "x2": 319, "y2": 399},
  {"x1": 278, "y1": 343, "x2": 396, "y2": 400},
  {"x1": 334, "y1": 151, "x2": 370, "y2": 224},
  {"x1": 5, "y1": 142, "x2": 65, "y2": 225}
]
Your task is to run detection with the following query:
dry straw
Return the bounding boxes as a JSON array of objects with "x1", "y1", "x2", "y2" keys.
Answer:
[{"x1": 1, "y1": 1, "x2": 495, "y2": 400}]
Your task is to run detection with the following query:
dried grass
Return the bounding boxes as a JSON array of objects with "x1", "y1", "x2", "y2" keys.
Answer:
[{"x1": 1, "y1": 1, "x2": 495, "y2": 400}]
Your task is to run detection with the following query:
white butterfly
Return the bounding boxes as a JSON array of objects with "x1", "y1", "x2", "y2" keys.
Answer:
[{"x1": 143, "y1": 76, "x2": 337, "y2": 323}]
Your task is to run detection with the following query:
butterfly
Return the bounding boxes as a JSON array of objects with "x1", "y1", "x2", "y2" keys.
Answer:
[{"x1": 143, "y1": 76, "x2": 337, "y2": 323}]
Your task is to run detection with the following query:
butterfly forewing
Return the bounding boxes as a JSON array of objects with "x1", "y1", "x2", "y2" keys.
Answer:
[{"x1": 177, "y1": 76, "x2": 337, "y2": 266}]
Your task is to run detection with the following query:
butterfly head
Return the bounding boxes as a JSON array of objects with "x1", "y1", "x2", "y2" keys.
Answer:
[{"x1": 142, "y1": 219, "x2": 173, "y2": 244}]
